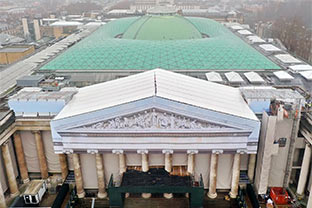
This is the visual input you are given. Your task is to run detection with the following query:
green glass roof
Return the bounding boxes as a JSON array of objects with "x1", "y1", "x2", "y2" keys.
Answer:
[
  {"x1": 122, "y1": 15, "x2": 202, "y2": 40},
  {"x1": 40, "y1": 16, "x2": 281, "y2": 71}
]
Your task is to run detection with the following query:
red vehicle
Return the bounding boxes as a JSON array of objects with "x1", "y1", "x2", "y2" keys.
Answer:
[{"x1": 270, "y1": 187, "x2": 291, "y2": 205}]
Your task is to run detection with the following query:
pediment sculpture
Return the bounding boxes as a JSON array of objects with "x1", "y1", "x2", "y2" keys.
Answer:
[{"x1": 70, "y1": 109, "x2": 236, "y2": 131}]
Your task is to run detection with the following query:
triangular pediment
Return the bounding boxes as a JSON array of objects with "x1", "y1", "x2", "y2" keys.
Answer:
[{"x1": 61, "y1": 108, "x2": 244, "y2": 134}]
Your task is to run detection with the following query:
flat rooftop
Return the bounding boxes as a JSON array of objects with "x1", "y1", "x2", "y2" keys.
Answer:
[{"x1": 0, "y1": 47, "x2": 31, "y2": 53}]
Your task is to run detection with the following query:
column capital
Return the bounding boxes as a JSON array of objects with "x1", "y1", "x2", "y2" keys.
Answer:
[
  {"x1": 1, "y1": 140, "x2": 9, "y2": 146},
  {"x1": 137, "y1": 149, "x2": 148, "y2": 154},
  {"x1": 112, "y1": 149, "x2": 124, "y2": 154},
  {"x1": 31, "y1": 130, "x2": 41, "y2": 134},
  {"x1": 87, "y1": 149, "x2": 98, "y2": 154},
  {"x1": 13, "y1": 130, "x2": 20, "y2": 136},
  {"x1": 305, "y1": 141, "x2": 311, "y2": 147},
  {"x1": 187, "y1": 149, "x2": 198, "y2": 154},
  {"x1": 162, "y1": 149, "x2": 173, "y2": 154},
  {"x1": 63, "y1": 149, "x2": 74, "y2": 154},
  {"x1": 236, "y1": 149, "x2": 247, "y2": 154},
  {"x1": 212, "y1": 150, "x2": 223, "y2": 154}
]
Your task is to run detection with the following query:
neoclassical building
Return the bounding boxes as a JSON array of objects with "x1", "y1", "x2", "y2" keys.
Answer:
[
  {"x1": 4, "y1": 69, "x2": 260, "y2": 202},
  {"x1": 1, "y1": 69, "x2": 311, "y2": 208},
  {"x1": 1, "y1": 9, "x2": 312, "y2": 208}
]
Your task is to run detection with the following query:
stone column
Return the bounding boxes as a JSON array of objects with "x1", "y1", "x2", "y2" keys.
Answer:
[
  {"x1": 208, "y1": 150, "x2": 222, "y2": 199},
  {"x1": 186, "y1": 150, "x2": 198, "y2": 198},
  {"x1": 13, "y1": 132, "x2": 29, "y2": 183},
  {"x1": 58, "y1": 154, "x2": 68, "y2": 181},
  {"x1": 163, "y1": 150, "x2": 173, "y2": 199},
  {"x1": 73, "y1": 153, "x2": 85, "y2": 198},
  {"x1": 296, "y1": 144, "x2": 311, "y2": 196},
  {"x1": 113, "y1": 150, "x2": 126, "y2": 174},
  {"x1": 138, "y1": 150, "x2": 151, "y2": 199},
  {"x1": 142, "y1": 153, "x2": 149, "y2": 172},
  {"x1": 247, "y1": 154, "x2": 256, "y2": 182},
  {"x1": 307, "y1": 182, "x2": 312, "y2": 208},
  {"x1": 163, "y1": 150, "x2": 173, "y2": 173},
  {"x1": 33, "y1": 131, "x2": 48, "y2": 179},
  {"x1": 113, "y1": 150, "x2": 129, "y2": 198},
  {"x1": 0, "y1": 179, "x2": 6, "y2": 208},
  {"x1": 95, "y1": 153, "x2": 107, "y2": 199},
  {"x1": 229, "y1": 152, "x2": 241, "y2": 198},
  {"x1": 1, "y1": 142, "x2": 19, "y2": 197},
  {"x1": 187, "y1": 150, "x2": 198, "y2": 175}
]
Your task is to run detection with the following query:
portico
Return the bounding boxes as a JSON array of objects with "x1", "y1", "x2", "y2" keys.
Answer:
[{"x1": 50, "y1": 69, "x2": 260, "y2": 200}]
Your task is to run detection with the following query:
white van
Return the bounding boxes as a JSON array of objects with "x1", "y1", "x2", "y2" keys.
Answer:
[{"x1": 23, "y1": 180, "x2": 47, "y2": 204}]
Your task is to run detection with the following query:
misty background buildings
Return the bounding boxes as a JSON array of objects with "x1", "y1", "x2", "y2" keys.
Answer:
[{"x1": 0, "y1": 0, "x2": 311, "y2": 208}]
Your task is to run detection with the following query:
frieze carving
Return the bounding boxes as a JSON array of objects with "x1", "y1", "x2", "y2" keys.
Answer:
[{"x1": 74, "y1": 109, "x2": 231, "y2": 130}]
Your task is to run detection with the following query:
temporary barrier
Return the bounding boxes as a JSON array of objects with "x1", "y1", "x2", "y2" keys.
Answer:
[{"x1": 108, "y1": 168, "x2": 204, "y2": 208}]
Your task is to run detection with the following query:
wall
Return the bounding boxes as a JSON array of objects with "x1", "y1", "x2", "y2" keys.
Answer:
[
  {"x1": 0, "y1": 46, "x2": 35, "y2": 64},
  {"x1": 42, "y1": 131, "x2": 61, "y2": 172},
  {"x1": 254, "y1": 112, "x2": 277, "y2": 194},
  {"x1": 81, "y1": 154, "x2": 98, "y2": 189},
  {"x1": 20, "y1": 130, "x2": 40, "y2": 172},
  {"x1": 268, "y1": 118, "x2": 293, "y2": 187},
  {"x1": 53, "y1": 27, "x2": 63, "y2": 39},
  {"x1": 20, "y1": 130, "x2": 61, "y2": 174}
]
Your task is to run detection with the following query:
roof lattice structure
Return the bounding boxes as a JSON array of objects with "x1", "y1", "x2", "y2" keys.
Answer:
[{"x1": 40, "y1": 16, "x2": 281, "y2": 71}]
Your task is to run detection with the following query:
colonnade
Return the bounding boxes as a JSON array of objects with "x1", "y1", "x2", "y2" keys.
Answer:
[
  {"x1": 0, "y1": 129, "x2": 260, "y2": 208},
  {"x1": 1, "y1": 133, "x2": 311, "y2": 208},
  {"x1": 71, "y1": 149, "x2": 254, "y2": 200},
  {"x1": 0, "y1": 130, "x2": 70, "y2": 208}
]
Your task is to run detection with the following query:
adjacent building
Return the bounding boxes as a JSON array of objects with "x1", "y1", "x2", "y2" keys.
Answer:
[{"x1": 0, "y1": 45, "x2": 34, "y2": 65}]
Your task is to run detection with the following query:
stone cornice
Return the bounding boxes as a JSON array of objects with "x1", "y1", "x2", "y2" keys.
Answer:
[
  {"x1": 58, "y1": 130, "x2": 251, "y2": 138},
  {"x1": 15, "y1": 119, "x2": 51, "y2": 131}
]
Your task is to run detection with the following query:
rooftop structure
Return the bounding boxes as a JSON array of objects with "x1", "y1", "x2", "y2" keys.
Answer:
[
  {"x1": 8, "y1": 88, "x2": 77, "y2": 117},
  {"x1": 259, "y1": 44, "x2": 281, "y2": 52},
  {"x1": 275, "y1": 54, "x2": 302, "y2": 64},
  {"x1": 205, "y1": 72, "x2": 223, "y2": 83},
  {"x1": 0, "y1": 34, "x2": 24, "y2": 46},
  {"x1": 0, "y1": 47, "x2": 30, "y2": 53},
  {"x1": 243, "y1": 72, "x2": 265, "y2": 84},
  {"x1": 122, "y1": 15, "x2": 202, "y2": 40},
  {"x1": 54, "y1": 69, "x2": 258, "y2": 121},
  {"x1": 273, "y1": 71, "x2": 294, "y2": 81},
  {"x1": 40, "y1": 16, "x2": 280, "y2": 71},
  {"x1": 50, "y1": 21, "x2": 83, "y2": 27}
]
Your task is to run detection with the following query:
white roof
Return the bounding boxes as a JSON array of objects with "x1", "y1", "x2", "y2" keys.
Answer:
[
  {"x1": 50, "y1": 21, "x2": 83, "y2": 26},
  {"x1": 42, "y1": 18, "x2": 58, "y2": 21},
  {"x1": 259, "y1": 44, "x2": 281, "y2": 52},
  {"x1": 205, "y1": 72, "x2": 223, "y2": 82},
  {"x1": 231, "y1": 25, "x2": 243, "y2": 30},
  {"x1": 247, "y1": 36, "x2": 265, "y2": 43},
  {"x1": 275, "y1": 54, "x2": 301, "y2": 64},
  {"x1": 85, "y1": 22, "x2": 106, "y2": 26},
  {"x1": 107, "y1": 9, "x2": 128, "y2": 14},
  {"x1": 237, "y1": 30, "x2": 252, "y2": 35},
  {"x1": 299, "y1": 71, "x2": 312, "y2": 80},
  {"x1": 224, "y1": 71, "x2": 244, "y2": 83},
  {"x1": 244, "y1": 72, "x2": 265, "y2": 83},
  {"x1": 273, "y1": 71, "x2": 294, "y2": 81},
  {"x1": 289, "y1": 64, "x2": 312, "y2": 72},
  {"x1": 55, "y1": 69, "x2": 257, "y2": 121}
]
